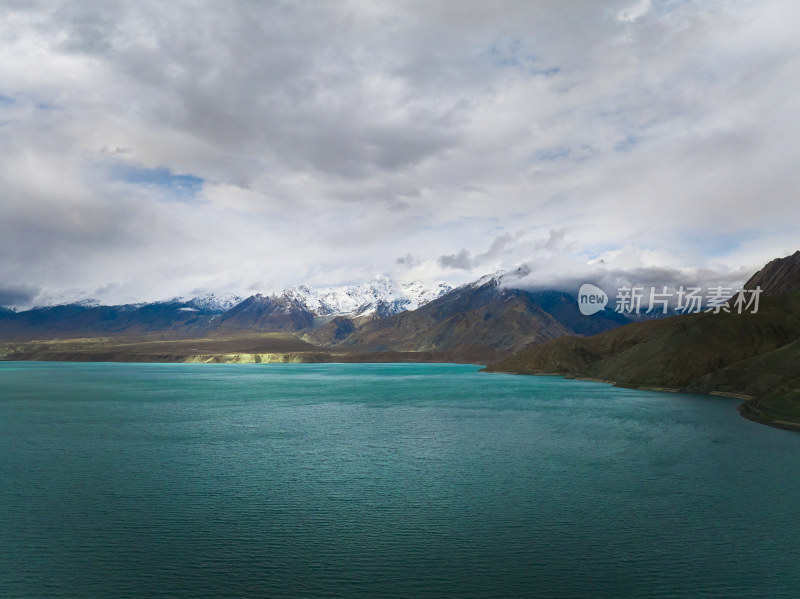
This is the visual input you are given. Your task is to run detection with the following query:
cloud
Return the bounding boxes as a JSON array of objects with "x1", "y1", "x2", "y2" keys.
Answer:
[
  {"x1": 0, "y1": 285, "x2": 40, "y2": 309},
  {"x1": 438, "y1": 249, "x2": 474, "y2": 270},
  {"x1": 534, "y1": 229, "x2": 567, "y2": 252},
  {"x1": 396, "y1": 254, "x2": 420, "y2": 267},
  {"x1": 508, "y1": 245, "x2": 756, "y2": 299},
  {"x1": 438, "y1": 232, "x2": 526, "y2": 270},
  {"x1": 0, "y1": 0, "x2": 797, "y2": 305},
  {"x1": 617, "y1": 0, "x2": 652, "y2": 23}
]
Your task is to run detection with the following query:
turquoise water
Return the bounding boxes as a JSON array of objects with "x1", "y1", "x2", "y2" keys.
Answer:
[{"x1": 1, "y1": 362, "x2": 800, "y2": 598}]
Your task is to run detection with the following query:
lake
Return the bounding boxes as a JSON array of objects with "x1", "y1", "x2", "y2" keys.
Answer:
[{"x1": 1, "y1": 362, "x2": 799, "y2": 598}]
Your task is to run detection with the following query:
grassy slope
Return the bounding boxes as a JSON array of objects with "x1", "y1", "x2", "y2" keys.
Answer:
[{"x1": 700, "y1": 340, "x2": 800, "y2": 430}]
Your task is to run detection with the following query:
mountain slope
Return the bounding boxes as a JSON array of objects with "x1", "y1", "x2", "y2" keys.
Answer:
[
  {"x1": 214, "y1": 294, "x2": 315, "y2": 332},
  {"x1": 743, "y1": 250, "x2": 800, "y2": 296},
  {"x1": 720, "y1": 340, "x2": 800, "y2": 428},
  {"x1": 0, "y1": 300, "x2": 225, "y2": 339}
]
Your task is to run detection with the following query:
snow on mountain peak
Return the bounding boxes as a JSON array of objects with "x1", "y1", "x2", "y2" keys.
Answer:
[
  {"x1": 184, "y1": 292, "x2": 244, "y2": 312},
  {"x1": 276, "y1": 279, "x2": 452, "y2": 317},
  {"x1": 469, "y1": 266, "x2": 531, "y2": 290}
]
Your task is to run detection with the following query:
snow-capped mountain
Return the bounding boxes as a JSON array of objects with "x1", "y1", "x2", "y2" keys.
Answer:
[
  {"x1": 18, "y1": 280, "x2": 451, "y2": 322},
  {"x1": 471, "y1": 265, "x2": 531, "y2": 290},
  {"x1": 279, "y1": 277, "x2": 452, "y2": 318},
  {"x1": 212, "y1": 278, "x2": 453, "y2": 334},
  {"x1": 183, "y1": 293, "x2": 244, "y2": 312}
]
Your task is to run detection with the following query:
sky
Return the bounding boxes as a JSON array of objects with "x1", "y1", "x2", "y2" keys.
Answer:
[{"x1": 0, "y1": 0, "x2": 798, "y2": 308}]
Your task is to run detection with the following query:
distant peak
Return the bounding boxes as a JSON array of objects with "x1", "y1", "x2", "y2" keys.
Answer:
[
  {"x1": 74, "y1": 298, "x2": 101, "y2": 308},
  {"x1": 464, "y1": 265, "x2": 533, "y2": 292},
  {"x1": 263, "y1": 278, "x2": 453, "y2": 318},
  {"x1": 183, "y1": 292, "x2": 244, "y2": 312}
]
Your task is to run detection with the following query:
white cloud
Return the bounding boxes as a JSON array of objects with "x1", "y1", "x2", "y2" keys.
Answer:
[
  {"x1": 0, "y1": 0, "x2": 796, "y2": 306},
  {"x1": 617, "y1": 0, "x2": 652, "y2": 23}
]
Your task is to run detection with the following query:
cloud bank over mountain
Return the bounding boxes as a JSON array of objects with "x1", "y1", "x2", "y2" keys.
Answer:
[{"x1": 0, "y1": 0, "x2": 797, "y2": 307}]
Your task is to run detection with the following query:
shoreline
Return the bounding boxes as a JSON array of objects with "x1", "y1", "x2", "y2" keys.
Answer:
[
  {"x1": 0, "y1": 351, "x2": 486, "y2": 366},
  {"x1": 483, "y1": 365, "x2": 799, "y2": 434},
  {"x1": 738, "y1": 397, "x2": 800, "y2": 433}
]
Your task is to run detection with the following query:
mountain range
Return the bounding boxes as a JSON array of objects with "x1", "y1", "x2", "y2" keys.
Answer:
[
  {"x1": 0, "y1": 270, "x2": 636, "y2": 362},
  {"x1": 0, "y1": 278, "x2": 452, "y2": 339}
]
